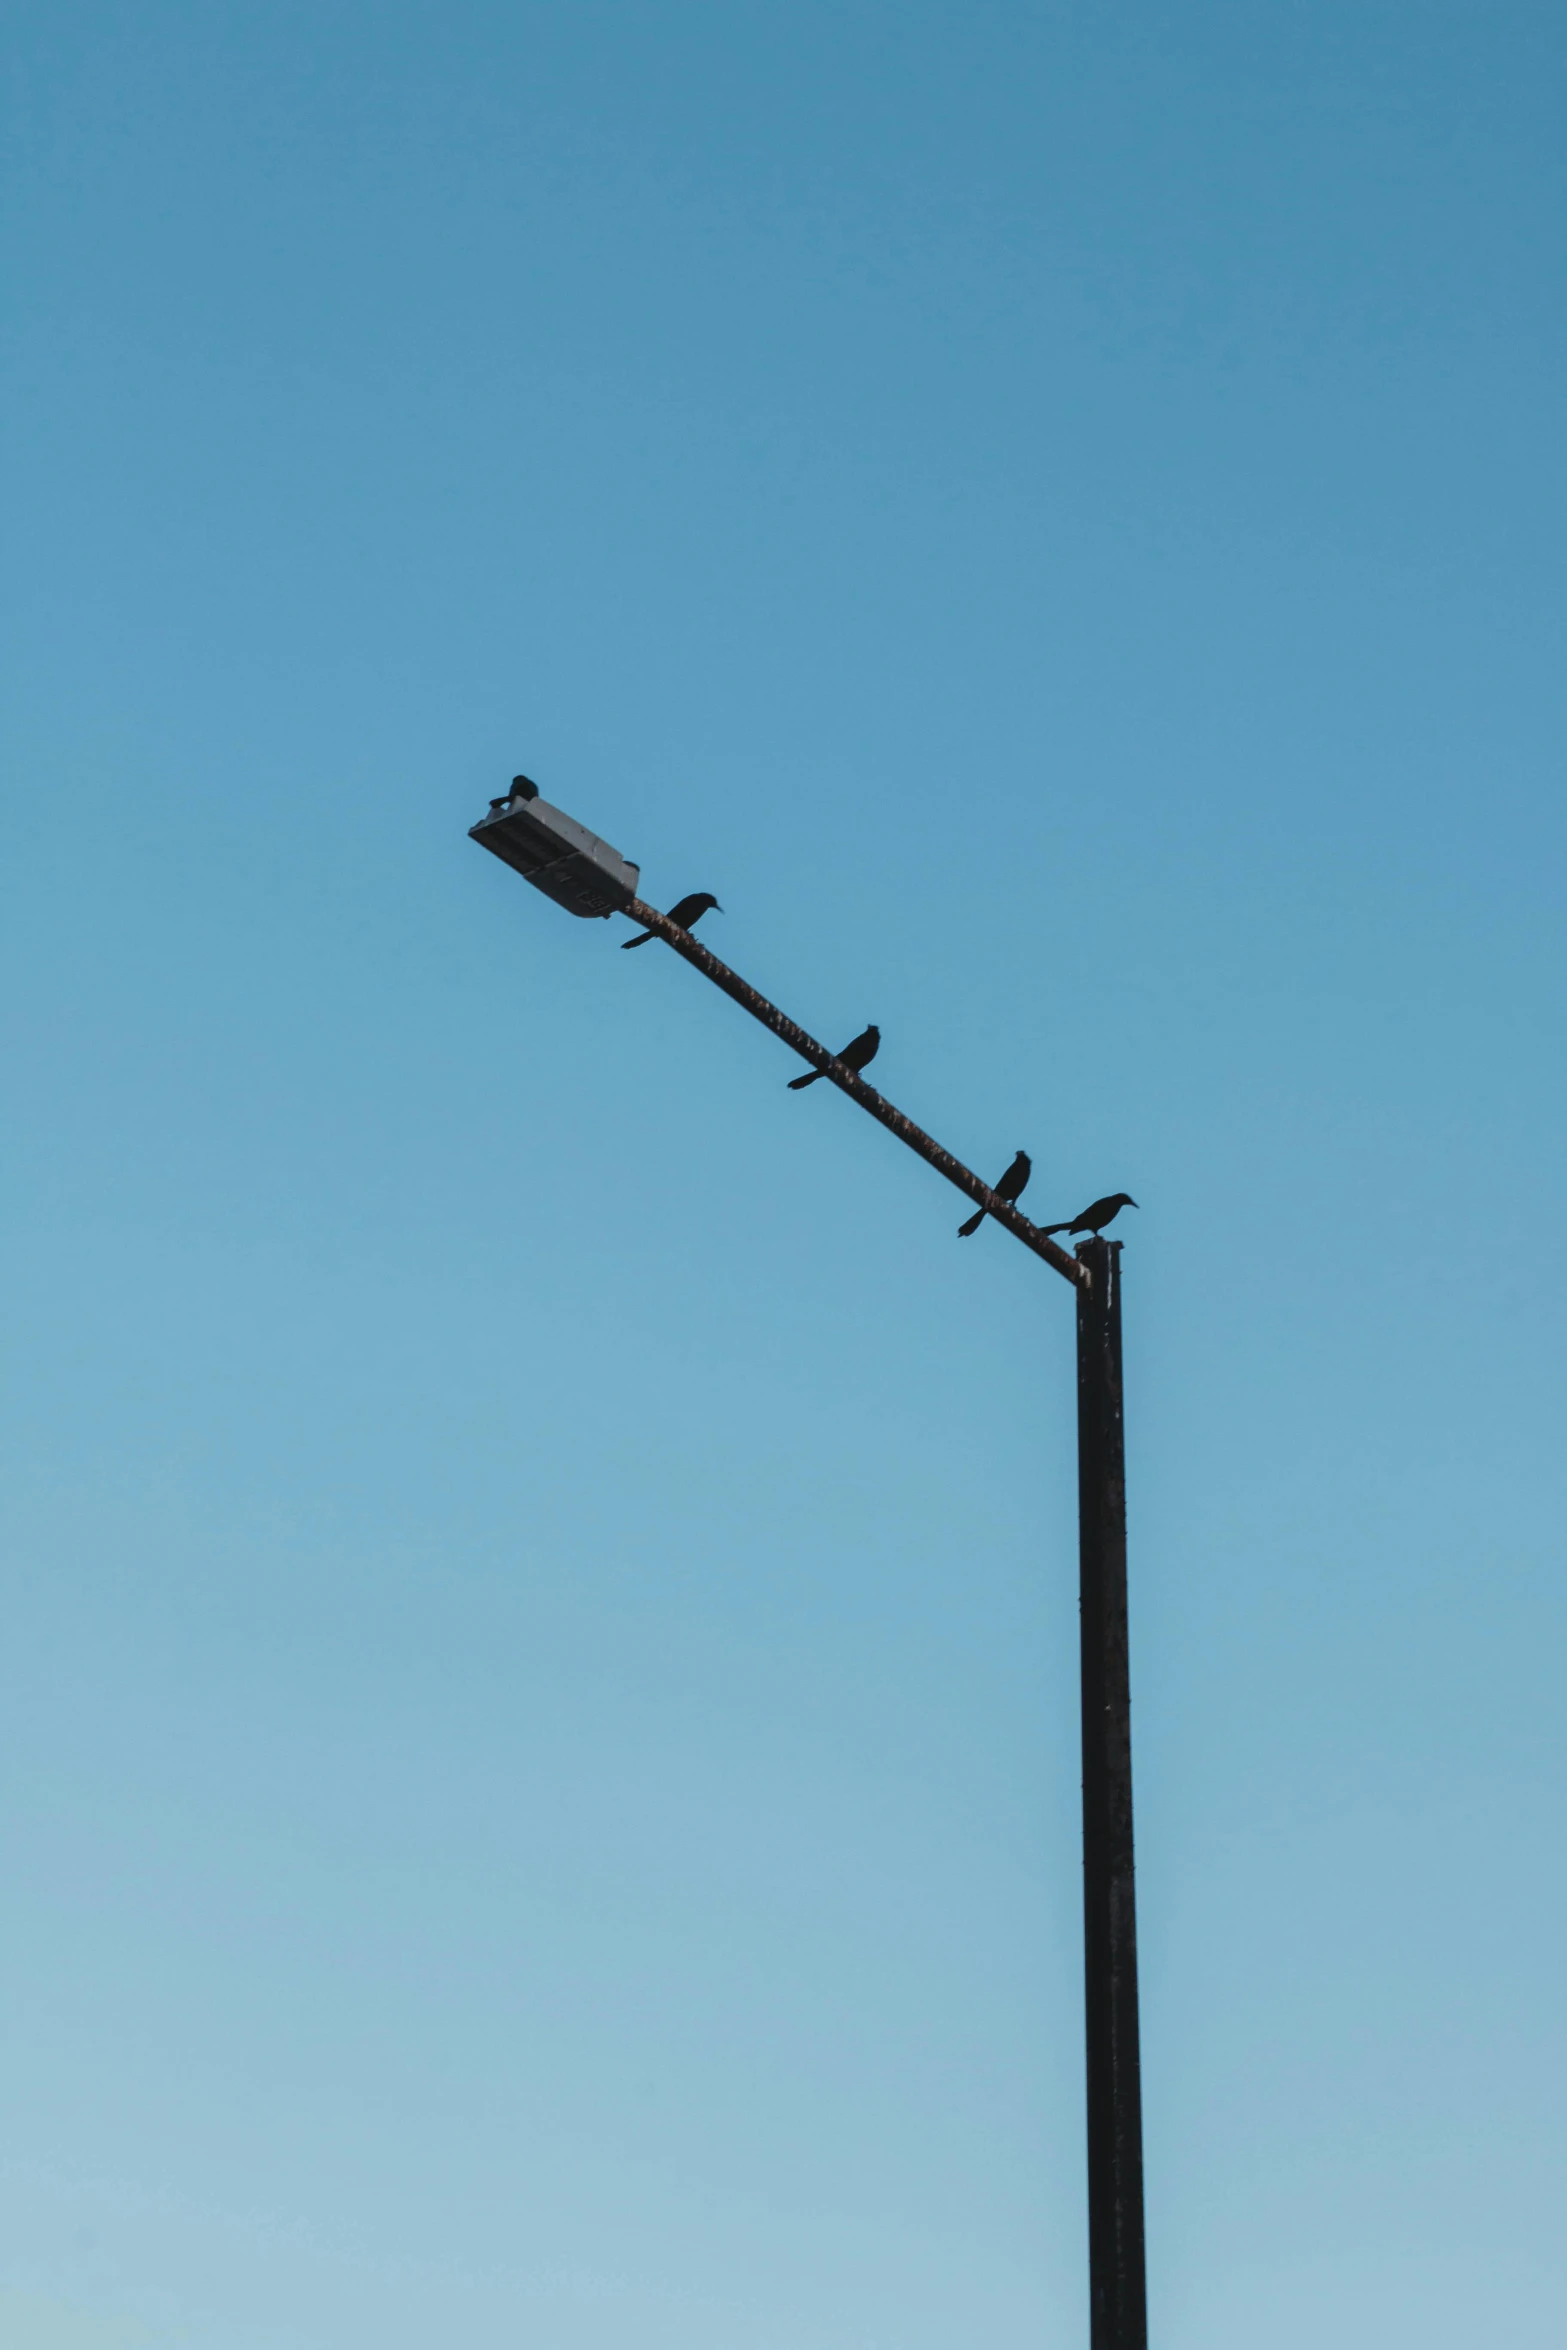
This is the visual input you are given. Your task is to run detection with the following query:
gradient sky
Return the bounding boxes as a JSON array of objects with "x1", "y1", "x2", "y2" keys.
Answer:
[{"x1": 3, "y1": 4, "x2": 1565, "y2": 2345}]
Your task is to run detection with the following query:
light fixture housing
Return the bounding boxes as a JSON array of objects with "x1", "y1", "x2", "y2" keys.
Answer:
[{"x1": 470, "y1": 777, "x2": 640, "y2": 919}]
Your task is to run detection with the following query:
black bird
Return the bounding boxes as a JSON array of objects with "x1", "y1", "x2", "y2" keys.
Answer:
[
  {"x1": 788, "y1": 1023, "x2": 880, "y2": 1089},
  {"x1": 622, "y1": 892, "x2": 722, "y2": 948},
  {"x1": 1040, "y1": 1192, "x2": 1138, "y2": 1238},
  {"x1": 489, "y1": 774, "x2": 541, "y2": 811},
  {"x1": 958, "y1": 1149, "x2": 1031, "y2": 1238}
]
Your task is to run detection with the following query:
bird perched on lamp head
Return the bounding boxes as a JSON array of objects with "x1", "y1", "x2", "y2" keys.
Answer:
[
  {"x1": 488, "y1": 774, "x2": 541, "y2": 811},
  {"x1": 1040, "y1": 1192, "x2": 1138, "y2": 1238},
  {"x1": 787, "y1": 1024, "x2": 880, "y2": 1089},
  {"x1": 622, "y1": 892, "x2": 721, "y2": 948},
  {"x1": 958, "y1": 1150, "x2": 1031, "y2": 1237}
]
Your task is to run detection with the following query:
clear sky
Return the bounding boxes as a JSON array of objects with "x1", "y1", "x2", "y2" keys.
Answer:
[{"x1": 3, "y1": 3, "x2": 1564, "y2": 2344}]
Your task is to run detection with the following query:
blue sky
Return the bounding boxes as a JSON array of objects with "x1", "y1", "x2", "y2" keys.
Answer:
[{"x1": 3, "y1": 3, "x2": 1564, "y2": 2343}]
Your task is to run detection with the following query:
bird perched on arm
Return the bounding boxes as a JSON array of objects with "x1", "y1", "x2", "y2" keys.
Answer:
[
  {"x1": 788, "y1": 1024, "x2": 880, "y2": 1089},
  {"x1": 622, "y1": 892, "x2": 721, "y2": 948},
  {"x1": 1040, "y1": 1192, "x2": 1138, "y2": 1238},
  {"x1": 958, "y1": 1149, "x2": 1031, "y2": 1237}
]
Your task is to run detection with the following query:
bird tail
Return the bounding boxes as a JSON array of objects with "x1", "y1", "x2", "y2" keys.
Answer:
[
  {"x1": 957, "y1": 1206, "x2": 986, "y2": 1238},
  {"x1": 1040, "y1": 1222, "x2": 1072, "y2": 1236},
  {"x1": 620, "y1": 930, "x2": 655, "y2": 949},
  {"x1": 787, "y1": 1068, "x2": 822, "y2": 1089}
]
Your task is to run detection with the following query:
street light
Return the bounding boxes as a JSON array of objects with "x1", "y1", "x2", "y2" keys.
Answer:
[
  {"x1": 470, "y1": 777, "x2": 1149, "y2": 2350},
  {"x1": 472, "y1": 774, "x2": 643, "y2": 919}
]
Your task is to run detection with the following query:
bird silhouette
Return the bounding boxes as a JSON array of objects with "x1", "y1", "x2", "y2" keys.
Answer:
[
  {"x1": 622, "y1": 892, "x2": 722, "y2": 948},
  {"x1": 788, "y1": 1024, "x2": 880, "y2": 1089},
  {"x1": 1041, "y1": 1192, "x2": 1138, "y2": 1238},
  {"x1": 958, "y1": 1149, "x2": 1031, "y2": 1237}
]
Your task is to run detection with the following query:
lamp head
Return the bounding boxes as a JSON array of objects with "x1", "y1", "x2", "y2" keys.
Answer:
[{"x1": 470, "y1": 776, "x2": 640, "y2": 919}]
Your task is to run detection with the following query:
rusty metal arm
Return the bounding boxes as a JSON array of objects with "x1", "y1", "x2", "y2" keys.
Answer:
[{"x1": 623, "y1": 897, "x2": 1082, "y2": 1286}]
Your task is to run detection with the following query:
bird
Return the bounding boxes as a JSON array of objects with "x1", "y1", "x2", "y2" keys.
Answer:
[
  {"x1": 1040, "y1": 1192, "x2": 1138, "y2": 1238},
  {"x1": 622, "y1": 892, "x2": 722, "y2": 948},
  {"x1": 489, "y1": 774, "x2": 540, "y2": 811},
  {"x1": 958, "y1": 1149, "x2": 1031, "y2": 1237},
  {"x1": 788, "y1": 1023, "x2": 880, "y2": 1089}
]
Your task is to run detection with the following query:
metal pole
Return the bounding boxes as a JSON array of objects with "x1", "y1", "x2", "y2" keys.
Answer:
[
  {"x1": 621, "y1": 896, "x2": 1082, "y2": 1285},
  {"x1": 623, "y1": 895, "x2": 1149, "y2": 2337},
  {"x1": 1076, "y1": 1237, "x2": 1147, "y2": 2350},
  {"x1": 480, "y1": 851, "x2": 1155, "y2": 2333}
]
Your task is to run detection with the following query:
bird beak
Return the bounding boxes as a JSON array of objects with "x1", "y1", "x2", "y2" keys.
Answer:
[{"x1": 1127, "y1": 1198, "x2": 1139, "y2": 1209}]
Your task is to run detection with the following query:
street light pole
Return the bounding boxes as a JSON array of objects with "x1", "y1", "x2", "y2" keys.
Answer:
[
  {"x1": 618, "y1": 895, "x2": 1082, "y2": 1278},
  {"x1": 1076, "y1": 1238, "x2": 1147, "y2": 2350},
  {"x1": 470, "y1": 798, "x2": 1150, "y2": 2343}
]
